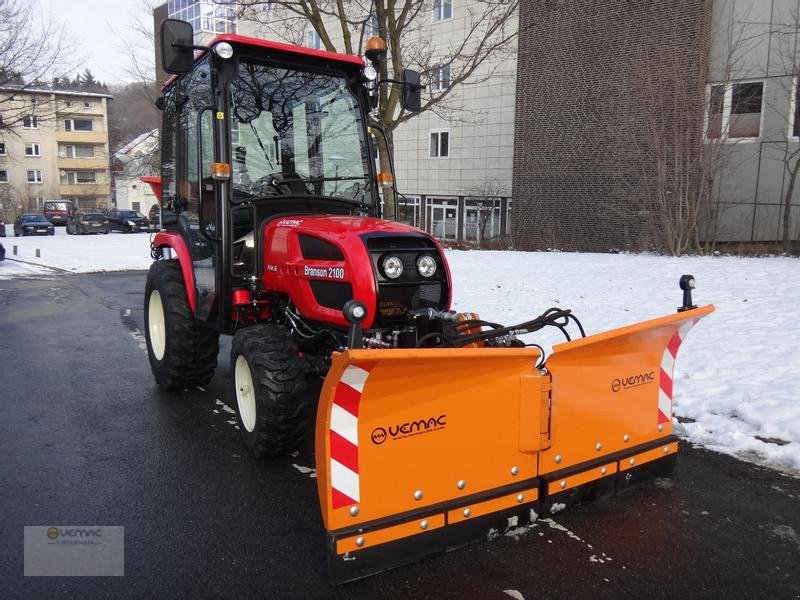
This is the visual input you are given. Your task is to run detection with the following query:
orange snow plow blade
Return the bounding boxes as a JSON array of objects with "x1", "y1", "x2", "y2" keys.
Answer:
[{"x1": 315, "y1": 305, "x2": 714, "y2": 583}]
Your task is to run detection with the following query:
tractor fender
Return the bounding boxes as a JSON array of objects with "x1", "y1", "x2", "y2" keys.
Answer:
[{"x1": 152, "y1": 231, "x2": 197, "y2": 314}]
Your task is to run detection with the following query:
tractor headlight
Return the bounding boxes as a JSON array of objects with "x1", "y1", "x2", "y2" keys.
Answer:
[
  {"x1": 213, "y1": 42, "x2": 234, "y2": 59},
  {"x1": 362, "y1": 65, "x2": 378, "y2": 82},
  {"x1": 416, "y1": 254, "x2": 437, "y2": 278},
  {"x1": 382, "y1": 255, "x2": 404, "y2": 279}
]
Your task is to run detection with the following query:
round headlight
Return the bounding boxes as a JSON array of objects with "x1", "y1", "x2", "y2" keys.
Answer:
[
  {"x1": 214, "y1": 42, "x2": 234, "y2": 59},
  {"x1": 362, "y1": 65, "x2": 378, "y2": 82},
  {"x1": 382, "y1": 255, "x2": 404, "y2": 279},
  {"x1": 416, "y1": 254, "x2": 437, "y2": 278}
]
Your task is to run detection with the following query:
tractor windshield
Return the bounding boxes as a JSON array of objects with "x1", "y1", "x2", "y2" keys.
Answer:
[{"x1": 229, "y1": 60, "x2": 373, "y2": 206}]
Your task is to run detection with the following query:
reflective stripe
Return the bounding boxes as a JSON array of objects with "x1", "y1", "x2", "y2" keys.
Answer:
[
  {"x1": 331, "y1": 404, "x2": 358, "y2": 446},
  {"x1": 331, "y1": 458, "x2": 360, "y2": 503}
]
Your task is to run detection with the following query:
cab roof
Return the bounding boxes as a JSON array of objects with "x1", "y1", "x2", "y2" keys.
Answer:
[{"x1": 163, "y1": 33, "x2": 365, "y2": 91}]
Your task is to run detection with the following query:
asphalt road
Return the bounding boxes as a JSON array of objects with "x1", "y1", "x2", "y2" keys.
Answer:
[{"x1": 1, "y1": 269, "x2": 799, "y2": 599}]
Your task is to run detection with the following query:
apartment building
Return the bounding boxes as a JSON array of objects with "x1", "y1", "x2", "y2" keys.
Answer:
[
  {"x1": 0, "y1": 88, "x2": 113, "y2": 214},
  {"x1": 157, "y1": 1, "x2": 517, "y2": 246}
]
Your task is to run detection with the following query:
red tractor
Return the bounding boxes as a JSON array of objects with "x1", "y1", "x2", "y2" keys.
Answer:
[{"x1": 145, "y1": 19, "x2": 713, "y2": 583}]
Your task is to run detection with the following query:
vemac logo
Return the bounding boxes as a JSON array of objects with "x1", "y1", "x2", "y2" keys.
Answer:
[
  {"x1": 611, "y1": 371, "x2": 656, "y2": 392},
  {"x1": 371, "y1": 414, "x2": 446, "y2": 445}
]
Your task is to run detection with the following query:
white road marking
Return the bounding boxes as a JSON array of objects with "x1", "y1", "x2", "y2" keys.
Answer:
[{"x1": 292, "y1": 463, "x2": 317, "y2": 478}]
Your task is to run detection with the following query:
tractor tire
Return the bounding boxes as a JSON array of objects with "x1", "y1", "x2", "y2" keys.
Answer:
[
  {"x1": 144, "y1": 259, "x2": 219, "y2": 390},
  {"x1": 231, "y1": 325, "x2": 310, "y2": 458}
]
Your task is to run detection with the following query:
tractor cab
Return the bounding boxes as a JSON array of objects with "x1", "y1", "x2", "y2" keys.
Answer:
[{"x1": 152, "y1": 19, "x2": 422, "y2": 331}]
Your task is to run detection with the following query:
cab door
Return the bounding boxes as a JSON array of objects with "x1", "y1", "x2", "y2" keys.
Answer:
[{"x1": 166, "y1": 60, "x2": 220, "y2": 323}]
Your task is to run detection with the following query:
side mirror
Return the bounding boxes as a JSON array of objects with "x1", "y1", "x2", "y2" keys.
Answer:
[
  {"x1": 161, "y1": 19, "x2": 195, "y2": 74},
  {"x1": 400, "y1": 69, "x2": 422, "y2": 112}
]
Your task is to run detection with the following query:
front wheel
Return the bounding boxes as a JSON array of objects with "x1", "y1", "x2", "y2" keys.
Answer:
[
  {"x1": 144, "y1": 259, "x2": 219, "y2": 390},
  {"x1": 231, "y1": 325, "x2": 310, "y2": 458}
]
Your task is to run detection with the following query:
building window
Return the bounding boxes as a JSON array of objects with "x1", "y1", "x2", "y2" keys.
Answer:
[
  {"x1": 364, "y1": 14, "x2": 378, "y2": 37},
  {"x1": 433, "y1": 0, "x2": 453, "y2": 22},
  {"x1": 26, "y1": 169, "x2": 43, "y2": 183},
  {"x1": 64, "y1": 118, "x2": 94, "y2": 132},
  {"x1": 0, "y1": 142, "x2": 5, "y2": 156},
  {"x1": 25, "y1": 143, "x2": 41, "y2": 157},
  {"x1": 464, "y1": 199, "x2": 501, "y2": 243},
  {"x1": 430, "y1": 129, "x2": 449, "y2": 158},
  {"x1": 706, "y1": 81, "x2": 763, "y2": 140},
  {"x1": 433, "y1": 63, "x2": 451, "y2": 91},
  {"x1": 398, "y1": 196, "x2": 420, "y2": 227},
  {"x1": 426, "y1": 197, "x2": 458, "y2": 240},
  {"x1": 23, "y1": 115, "x2": 38, "y2": 129},
  {"x1": 791, "y1": 78, "x2": 800, "y2": 138},
  {"x1": 132, "y1": 201, "x2": 141, "y2": 212},
  {"x1": 307, "y1": 29, "x2": 322, "y2": 50},
  {"x1": 0, "y1": 170, "x2": 8, "y2": 183},
  {"x1": 61, "y1": 144, "x2": 95, "y2": 158},
  {"x1": 61, "y1": 170, "x2": 97, "y2": 184}
]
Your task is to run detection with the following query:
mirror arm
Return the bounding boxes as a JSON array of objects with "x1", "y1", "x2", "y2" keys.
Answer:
[
  {"x1": 378, "y1": 78, "x2": 422, "y2": 90},
  {"x1": 171, "y1": 43, "x2": 211, "y2": 53}
]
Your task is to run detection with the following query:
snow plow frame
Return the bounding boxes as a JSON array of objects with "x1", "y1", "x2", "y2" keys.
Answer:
[{"x1": 315, "y1": 304, "x2": 714, "y2": 583}]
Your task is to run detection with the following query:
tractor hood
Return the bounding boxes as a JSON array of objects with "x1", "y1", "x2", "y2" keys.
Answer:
[{"x1": 262, "y1": 215, "x2": 452, "y2": 329}]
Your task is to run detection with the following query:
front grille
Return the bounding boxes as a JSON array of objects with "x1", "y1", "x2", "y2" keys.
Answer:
[{"x1": 362, "y1": 234, "x2": 449, "y2": 325}]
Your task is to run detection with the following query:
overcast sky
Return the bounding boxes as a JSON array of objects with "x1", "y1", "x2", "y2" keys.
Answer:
[{"x1": 48, "y1": 0, "x2": 156, "y2": 85}]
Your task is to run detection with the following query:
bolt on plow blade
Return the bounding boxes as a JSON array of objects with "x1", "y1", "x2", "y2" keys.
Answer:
[{"x1": 315, "y1": 305, "x2": 713, "y2": 584}]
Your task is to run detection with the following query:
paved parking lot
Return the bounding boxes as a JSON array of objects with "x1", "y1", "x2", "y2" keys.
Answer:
[{"x1": 1, "y1": 270, "x2": 799, "y2": 599}]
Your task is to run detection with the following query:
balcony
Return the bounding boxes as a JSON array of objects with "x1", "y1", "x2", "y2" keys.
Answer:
[
  {"x1": 59, "y1": 183, "x2": 111, "y2": 197},
  {"x1": 57, "y1": 157, "x2": 109, "y2": 170},
  {"x1": 55, "y1": 131, "x2": 107, "y2": 144}
]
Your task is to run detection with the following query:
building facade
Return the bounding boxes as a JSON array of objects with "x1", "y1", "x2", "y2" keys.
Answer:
[
  {"x1": 113, "y1": 129, "x2": 159, "y2": 213},
  {"x1": 226, "y1": 1, "x2": 518, "y2": 246},
  {"x1": 0, "y1": 88, "x2": 113, "y2": 215},
  {"x1": 512, "y1": 0, "x2": 800, "y2": 251}
]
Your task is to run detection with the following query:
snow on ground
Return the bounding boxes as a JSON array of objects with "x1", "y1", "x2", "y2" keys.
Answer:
[
  {"x1": 1, "y1": 223, "x2": 799, "y2": 473},
  {"x1": 0, "y1": 225, "x2": 152, "y2": 273},
  {"x1": 447, "y1": 250, "x2": 800, "y2": 474}
]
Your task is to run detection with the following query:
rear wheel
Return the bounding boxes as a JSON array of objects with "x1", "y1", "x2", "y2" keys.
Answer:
[
  {"x1": 144, "y1": 259, "x2": 219, "y2": 390},
  {"x1": 231, "y1": 325, "x2": 310, "y2": 458}
]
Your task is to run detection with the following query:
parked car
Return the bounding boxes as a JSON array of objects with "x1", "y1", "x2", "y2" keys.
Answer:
[
  {"x1": 147, "y1": 203, "x2": 176, "y2": 232},
  {"x1": 43, "y1": 200, "x2": 77, "y2": 225},
  {"x1": 67, "y1": 213, "x2": 110, "y2": 235},
  {"x1": 107, "y1": 209, "x2": 150, "y2": 233},
  {"x1": 0, "y1": 216, "x2": 6, "y2": 237},
  {"x1": 0, "y1": 242, "x2": 5, "y2": 261},
  {"x1": 14, "y1": 214, "x2": 55, "y2": 236}
]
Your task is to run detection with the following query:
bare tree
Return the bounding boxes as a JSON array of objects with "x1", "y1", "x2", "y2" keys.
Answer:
[
  {"x1": 0, "y1": 0, "x2": 77, "y2": 129},
  {"x1": 232, "y1": 0, "x2": 521, "y2": 218},
  {"x1": 464, "y1": 177, "x2": 508, "y2": 248},
  {"x1": 621, "y1": 10, "x2": 761, "y2": 256}
]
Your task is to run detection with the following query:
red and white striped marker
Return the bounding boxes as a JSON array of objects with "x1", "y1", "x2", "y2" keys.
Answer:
[
  {"x1": 329, "y1": 363, "x2": 374, "y2": 509},
  {"x1": 658, "y1": 318, "x2": 699, "y2": 424}
]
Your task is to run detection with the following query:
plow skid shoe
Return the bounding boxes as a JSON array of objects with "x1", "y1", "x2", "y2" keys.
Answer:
[{"x1": 315, "y1": 347, "x2": 545, "y2": 583}]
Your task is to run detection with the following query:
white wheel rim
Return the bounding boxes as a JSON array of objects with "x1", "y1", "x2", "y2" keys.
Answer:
[
  {"x1": 148, "y1": 290, "x2": 166, "y2": 360},
  {"x1": 235, "y1": 355, "x2": 257, "y2": 432}
]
